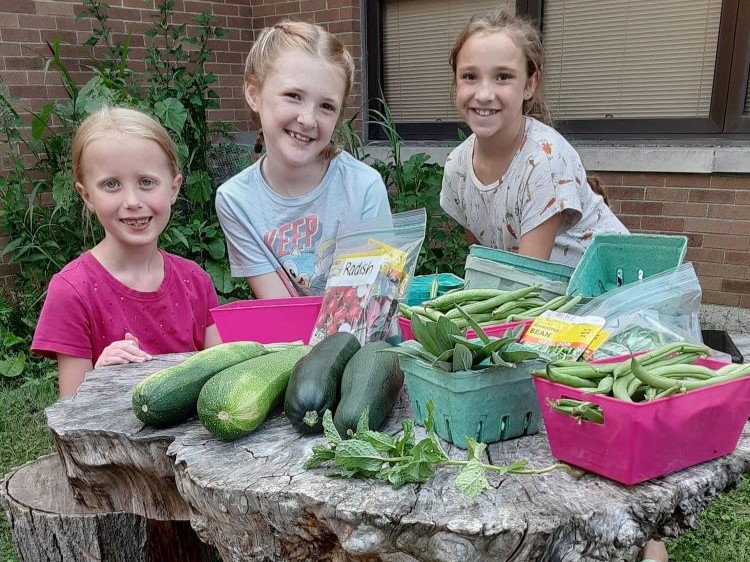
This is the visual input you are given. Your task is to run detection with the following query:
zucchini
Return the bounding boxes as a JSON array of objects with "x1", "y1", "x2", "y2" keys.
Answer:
[
  {"x1": 333, "y1": 341, "x2": 404, "y2": 437},
  {"x1": 284, "y1": 332, "x2": 361, "y2": 434},
  {"x1": 132, "y1": 341, "x2": 269, "y2": 427},
  {"x1": 197, "y1": 345, "x2": 311, "y2": 441}
]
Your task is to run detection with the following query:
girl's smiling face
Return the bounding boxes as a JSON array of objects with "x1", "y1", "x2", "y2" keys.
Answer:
[
  {"x1": 246, "y1": 49, "x2": 347, "y2": 187},
  {"x1": 75, "y1": 132, "x2": 180, "y2": 252},
  {"x1": 454, "y1": 30, "x2": 538, "y2": 143}
]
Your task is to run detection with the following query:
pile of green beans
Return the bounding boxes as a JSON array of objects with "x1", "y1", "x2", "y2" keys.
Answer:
[
  {"x1": 532, "y1": 342, "x2": 750, "y2": 403},
  {"x1": 399, "y1": 285, "x2": 583, "y2": 330}
]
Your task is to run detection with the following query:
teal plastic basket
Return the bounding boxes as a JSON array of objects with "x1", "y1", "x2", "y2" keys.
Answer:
[
  {"x1": 398, "y1": 356, "x2": 542, "y2": 448},
  {"x1": 468, "y1": 245, "x2": 575, "y2": 283},
  {"x1": 405, "y1": 273, "x2": 464, "y2": 306},
  {"x1": 464, "y1": 256, "x2": 569, "y2": 301},
  {"x1": 566, "y1": 233, "x2": 688, "y2": 298}
]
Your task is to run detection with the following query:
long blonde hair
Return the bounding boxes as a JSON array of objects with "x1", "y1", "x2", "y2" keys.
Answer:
[
  {"x1": 72, "y1": 106, "x2": 180, "y2": 184},
  {"x1": 449, "y1": 7, "x2": 553, "y2": 126},
  {"x1": 244, "y1": 20, "x2": 355, "y2": 160}
]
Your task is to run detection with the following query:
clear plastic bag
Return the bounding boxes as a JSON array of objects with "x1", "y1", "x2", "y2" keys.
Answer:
[
  {"x1": 575, "y1": 263, "x2": 703, "y2": 359},
  {"x1": 309, "y1": 209, "x2": 427, "y2": 346}
]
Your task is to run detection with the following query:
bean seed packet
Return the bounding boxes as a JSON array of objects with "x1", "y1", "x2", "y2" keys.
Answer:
[{"x1": 309, "y1": 209, "x2": 426, "y2": 346}]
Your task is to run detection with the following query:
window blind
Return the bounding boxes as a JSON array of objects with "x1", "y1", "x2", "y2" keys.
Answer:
[
  {"x1": 382, "y1": 0, "x2": 511, "y2": 122},
  {"x1": 745, "y1": 70, "x2": 750, "y2": 115},
  {"x1": 542, "y1": 0, "x2": 722, "y2": 119}
]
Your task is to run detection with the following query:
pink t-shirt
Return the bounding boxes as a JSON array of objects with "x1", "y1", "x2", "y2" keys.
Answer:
[{"x1": 32, "y1": 251, "x2": 220, "y2": 363}]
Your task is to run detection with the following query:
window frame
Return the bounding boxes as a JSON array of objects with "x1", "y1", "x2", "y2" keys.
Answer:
[{"x1": 364, "y1": 0, "x2": 750, "y2": 140}]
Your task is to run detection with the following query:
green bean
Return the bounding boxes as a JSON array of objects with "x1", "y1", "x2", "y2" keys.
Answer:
[
  {"x1": 398, "y1": 303, "x2": 413, "y2": 319},
  {"x1": 546, "y1": 365, "x2": 612, "y2": 380},
  {"x1": 418, "y1": 306, "x2": 445, "y2": 322},
  {"x1": 648, "y1": 364, "x2": 717, "y2": 378},
  {"x1": 630, "y1": 355, "x2": 750, "y2": 391},
  {"x1": 422, "y1": 288, "x2": 510, "y2": 311},
  {"x1": 546, "y1": 366, "x2": 598, "y2": 389},
  {"x1": 444, "y1": 285, "x2": 541, "y2": 319},
  {"x1": 582, "y1": 375, "x2": 614, "y2": 395},
  {"x1": 612, "y1": 373, "x2": 636, "y2": 401},
  {"x1": 555, "y1": 294, "x2": 583, "y2": 313}
]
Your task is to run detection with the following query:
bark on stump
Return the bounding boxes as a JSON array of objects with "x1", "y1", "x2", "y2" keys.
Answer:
[{"x1": 0, "y1": 453, "x2": 215, "y2": 562}]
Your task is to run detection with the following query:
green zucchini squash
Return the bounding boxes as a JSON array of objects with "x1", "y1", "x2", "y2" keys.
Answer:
[
  {"x1": 333, "y1": 340, "x2": 404, "y2": 437},
  {"x1": 197, "y1": 345, "x2": 311, "y2": 441},
  {"x1": 284, "y1": 332, "x2": 361, "y2": 434},
  {"x1": 132, "y1": 341, "x2": 269, "y2": 427}
]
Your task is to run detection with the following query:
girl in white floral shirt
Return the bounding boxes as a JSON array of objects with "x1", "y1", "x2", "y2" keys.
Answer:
[{"x1": 440, "y1": 7, "x2": 628, "y2": 268}]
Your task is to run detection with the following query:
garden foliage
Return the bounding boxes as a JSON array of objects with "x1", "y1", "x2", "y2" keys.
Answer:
[{"x1": 0, "y1": 0, "x2": 466, "y2": 386}]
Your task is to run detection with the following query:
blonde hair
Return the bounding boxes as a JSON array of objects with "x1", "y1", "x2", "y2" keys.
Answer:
[
  {"x1": 72, "y1": 106, "x2": 180, "y2": 184},
  {"x1": 244, "y1": 20, "x2": 355, "y2": 160},
  {"x1": 449, "y1": 7, "x2": 553, "y2": 126}
]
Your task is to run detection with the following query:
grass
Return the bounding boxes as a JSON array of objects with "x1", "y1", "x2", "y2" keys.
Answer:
[
  {"x1": 0, "y1": 378, "x2": 748, "y2": 562},
  {"x1": 0, "y1": 376, "x2": 58, "y2": 562}
]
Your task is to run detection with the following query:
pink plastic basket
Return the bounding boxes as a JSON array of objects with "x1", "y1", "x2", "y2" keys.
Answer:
[
  {"x1": 398, "y1": 316, "x2": 531, "y2": 341},
  {"x1": 535, "y1": 357, "x2": 750, "y2": 485},
  {"x1": 210, "y1": 296, "x2": 323, "y2": 344}
]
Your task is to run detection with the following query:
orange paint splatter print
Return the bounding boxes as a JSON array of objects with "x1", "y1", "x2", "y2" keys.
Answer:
[
  {"x1": 581, "y1": 230, "x2": 594, "y2": 241},
  {"x1": 543, "y1": 198, "x2": 557, "y2": 211},
  {"x1": 506, "y1": 224, "x2": 518, "y2": 239},
  {"x1": 558, "y1": 179, "x2": 572, "y2": 185},
  {"x1": 542, "y1": 142, "x2": 552, "y2": 155}
]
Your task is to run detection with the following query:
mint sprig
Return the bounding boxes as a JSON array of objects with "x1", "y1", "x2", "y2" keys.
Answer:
[{"x1": 304, "y1": 403, "x2": 577, "y2": 499}]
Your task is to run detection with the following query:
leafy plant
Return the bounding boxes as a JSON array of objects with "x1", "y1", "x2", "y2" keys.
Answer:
[
  {"x1": 362, "y1": 100, "x2": 469, "y2": 276},
  {"x1": 304, "y1": 405, "x2": 573, "y2": 499},
  {"x1": 0, "y1": 0, "x2": 250, "y2": 385},
  {"x1": 388, "y1": 305, "x2": 538, "y2": 372}
]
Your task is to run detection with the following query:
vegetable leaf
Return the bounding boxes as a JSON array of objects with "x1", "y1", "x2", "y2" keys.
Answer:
[
  {"x1": 322, "y1": 410, "x2": 342, "y2": 445},
  {"x1": 334, "y1": 440, "x2": 384, "y2": 474},
  {"x1": 452, "y1": 343, "x2": 473, "y2": 371},
  {"x1": 455, "y1": 460, "x2": 490, "y2": 499}
]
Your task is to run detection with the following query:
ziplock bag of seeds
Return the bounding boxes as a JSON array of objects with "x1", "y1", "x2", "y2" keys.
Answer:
[
  {"x1": 309, "y1": 209, "x2": 426, "y2": 346},
  {"x1": 574, "y1": 262, "x2": 703, "y2": 359}
]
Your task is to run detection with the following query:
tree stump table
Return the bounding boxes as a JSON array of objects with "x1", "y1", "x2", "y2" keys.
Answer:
[{"x1": 43, "y1": 353, "x2": 750, "y2": 562}]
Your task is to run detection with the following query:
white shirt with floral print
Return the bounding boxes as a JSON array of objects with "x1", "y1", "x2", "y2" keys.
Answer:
[{"x1": 440, "y1": 117, "x2": 628, "y2": 267}]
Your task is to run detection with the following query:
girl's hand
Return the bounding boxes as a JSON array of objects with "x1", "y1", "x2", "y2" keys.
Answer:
[{"x1": 95, "y1": 332, "x2": 153, "y2": 368}]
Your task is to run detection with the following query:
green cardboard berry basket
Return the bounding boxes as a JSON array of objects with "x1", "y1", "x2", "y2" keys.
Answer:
[
  {"x1": 468, "y1": 245, "x2": 575, "y2": 282},
  {"x1": 398, "y1": 355, "x2": 543, "y2": 449},
  {"x1": 405, "y1": 273, "x2": 464, "y2": 306},
  {"x1": 566, "y1": 233, "x2": 688, "y2": 298}
]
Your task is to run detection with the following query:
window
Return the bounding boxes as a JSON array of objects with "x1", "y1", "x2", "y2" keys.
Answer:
[{"x1": 366, "y1": 0, "x2": 750, "y2": 139}]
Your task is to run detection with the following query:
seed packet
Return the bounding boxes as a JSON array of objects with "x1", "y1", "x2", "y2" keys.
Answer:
[
  {"x1": 309, "y1": 209, "x2": 426, "y2": 346},
  {"x1": 519, "y1": 310, "x2": 606, "y2": 361}
]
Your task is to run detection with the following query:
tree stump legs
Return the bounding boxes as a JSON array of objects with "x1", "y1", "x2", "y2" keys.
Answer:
[{"x1": 0, "y1": 454, "x2": 216, "y2": 562}]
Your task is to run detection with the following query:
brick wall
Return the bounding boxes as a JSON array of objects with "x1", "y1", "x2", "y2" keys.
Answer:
[
  {"x1": 601, "y1": 172, "x2": 750, "y2": 307},
  {"x1": 1, "y1": 1, "x2": 748, "y2": 307},
  {"x1": 0, "y1": 0, "x2": 361, "y2": 279}
]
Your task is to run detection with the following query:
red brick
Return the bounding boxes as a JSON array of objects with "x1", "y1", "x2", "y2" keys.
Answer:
[
  {"x1": 620, "y1": 216, "x2": 642, "y2": 230},
  {"x1": 619, "y1": 201, "x2": 663, "y2": 215},
  {"x1": 4, "y1": 56, "x2": 42, "y2": 71},
  {"x1": 684, "y1": 217, "x2": 732, "y2": 234},
  {"x1": 35, "y1": 1, "x2": 76, "y2": 16},
  {"x1": 622, "y1": 172, "x2": 666, "y2": 187},
  {"x1": 640, "y1": 216, "x2": 684, "y2": 232},
  {"x1": 740, "y1": 294, "x2": 750, "y2": 308},
  {"x1": 300, "y1": 0, "x2": 327, "y2": 10},
  {"x1": 695, "y1": 262, "x2": 747, "y2": 279},
  {"x1": 314, "y1": 8, "x2": 341, "y2": 22},
  {"x1": 685, "y1": 247, "x2": 723, "y2": 263},
  {"x1": 729, "y1": 221, "x2": 750, "y2": 236},
  {"x1": 707, "y1": 204, "x2": 750, "y2": 220},
  {"x1": 711, "y1": 175, "x2": 750, "y2": 189},
  {"x1": 685, "y1": 232, "x2": 703, "y2": 247},
  {"x1": 1, "y1": 0, "x2": 34, "y2": 14},
  {"x1": 1, "y1": 27, "x2": 41, "y2": 42},
  {"x1": 607, "y1": 185, "x2": 645, "y2": 201},
  {"x1": 662, "y1": 202, "x2": 708, "y2": 217},
  {"x1": 725, "y1": 251, "x2": 750, "y2": 266},
  {"x1": 697, "y1": 275, "x2": 721, "y2": 292},
  {"x1": 702, "y1": 291, "x2": 741, "y2": 306},
  {"x1": 702, "y1": 234, "x2": 749, "y2": 251},
  {"x1": 645, "y1": 187, "x2": 689, "y2": 202},
  {"x1": 277, "y1": 2, "x2": 302, "y2": 15},
  {"x1": 721, "y1": 279, "x2": 750, "y2": 294},
  {"x1": 664, "y1": 173, "x2": 711, "y2": 188},
  {"x1": 737, "y1": 191, "x2": 750, "y2": 205},
  {"x1": 688, "y1": 188, "x2": 735, "y2": 204},
  {"x1": 589, "y1": 171, "x2": 622, "y2": 186}
]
